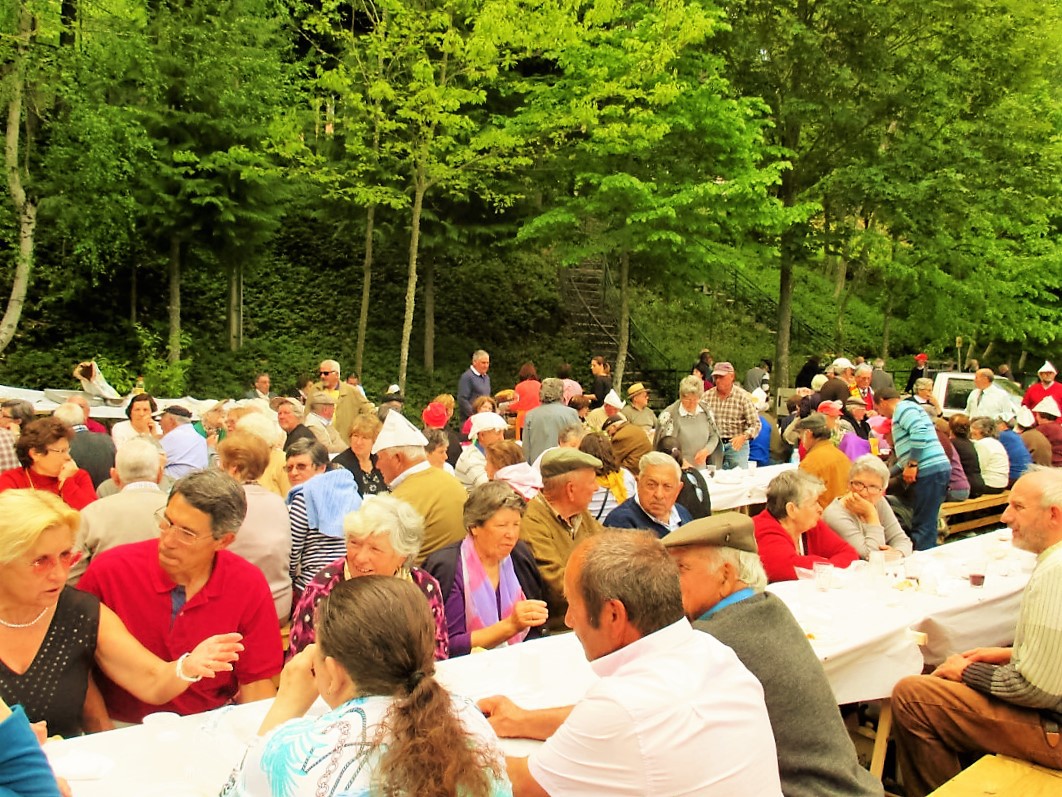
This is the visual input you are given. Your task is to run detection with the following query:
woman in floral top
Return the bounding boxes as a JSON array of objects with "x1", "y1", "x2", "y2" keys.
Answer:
[{"x1": 287, "y1": 494, "x2": 448, "y2": 660}]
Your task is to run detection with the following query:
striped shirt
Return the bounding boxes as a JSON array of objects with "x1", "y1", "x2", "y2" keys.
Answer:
[
  {"x1": 891, "y1": 401, "x2": 949, "y2": 475},
  {"x1": 287, "y1": 492, "x2": 346, "y2": 591},
  {"x1": 699, "y1": 386, "x2": 761, "y2": 440}
]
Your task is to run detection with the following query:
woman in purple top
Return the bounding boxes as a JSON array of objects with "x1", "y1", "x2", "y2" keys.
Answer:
[
  {"x1": 423, "y1": 482, "x2": 548, "y2": 657},
  {"x1": 287, "y1": 494, "x2": 448, "y2": 660}
]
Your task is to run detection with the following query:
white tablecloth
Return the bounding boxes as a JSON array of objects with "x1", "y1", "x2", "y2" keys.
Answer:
[{"x1": 700, "y1": 462, "x2": 795, "y2": 511}]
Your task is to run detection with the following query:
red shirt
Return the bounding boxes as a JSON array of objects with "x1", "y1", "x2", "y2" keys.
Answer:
[
  {"x1": 753, "y1": 510, "x2": 859, "y2": 583},
  {"x1": 0, "y1": 467, "x2": 96, "y2": 510},
  {"x1": 78, "y1": 539, "x2": 281, "y2": 723},
  {"x1": 1022, "y1": 380, "x2": 1062, "y2": 410}
]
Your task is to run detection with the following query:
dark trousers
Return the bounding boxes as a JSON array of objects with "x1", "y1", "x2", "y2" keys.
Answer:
[{"x1": 910, "y1": 467, "x2": 949, "y2": 550}]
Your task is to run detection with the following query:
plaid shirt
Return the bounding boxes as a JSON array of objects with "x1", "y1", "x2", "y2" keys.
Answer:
[
  {"x1": 698, "y1": 385, "x2": 761, "y2": 440},
  {"x1": 0, "y1": 428, "x2": 18, "y2": 473}
]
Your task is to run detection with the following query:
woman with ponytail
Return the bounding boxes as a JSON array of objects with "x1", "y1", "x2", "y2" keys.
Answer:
[{"x1": 222, "y1": 576, "x2": 510, "y2": 797}]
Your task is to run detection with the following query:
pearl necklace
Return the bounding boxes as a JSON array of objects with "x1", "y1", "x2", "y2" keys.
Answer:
[{"x1": 0, "y1": 606, "x2": 50, "y2": 629}]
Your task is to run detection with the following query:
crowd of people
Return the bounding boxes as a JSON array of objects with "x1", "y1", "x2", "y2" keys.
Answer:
[{"x1": 0, "y1": 348, "x2": 1060, "y2": 796}]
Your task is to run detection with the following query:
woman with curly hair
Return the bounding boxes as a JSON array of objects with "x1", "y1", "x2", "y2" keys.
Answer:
[
  {"x1": 223, "y1": 576, "x2": 509, "y2": 797},
  {"x1": 0, "y1": 417, "x2": 96, "y2": 509}
]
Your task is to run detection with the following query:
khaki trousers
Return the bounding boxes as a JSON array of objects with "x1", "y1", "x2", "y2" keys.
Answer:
[{"x1": 892, "y1": 675, "x2": 1062, "y2": 797}]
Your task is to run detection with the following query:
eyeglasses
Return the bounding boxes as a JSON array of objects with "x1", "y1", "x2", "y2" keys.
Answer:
[
  {"x1": 46, "y1": 447, "x2": 71, "y2": 456},
  {"x1": 155, "y1": 509, "x2": 213, "y2": 545},
  {"x1": 849, "y1": 480, "x2": 884, "y2": 494},
  {"x1": 319, "y1": 370, "x2": 336, "y2": 376},
  {"x1": 285, "y1": 462, "x2": 315, "y2": 473},
  {"x1": 29, "y1": 549, "x2": 82, "y2": 574}
]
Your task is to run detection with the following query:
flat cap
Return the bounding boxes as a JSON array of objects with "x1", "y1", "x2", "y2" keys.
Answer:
[
  {"x1": 661, "y1": 513, "x2": 758, "y2": 553},
  {"x1": 156, "y1": 405, "x2": 192, "y2": 419},
  {"x1": 795, "y1": 412, "x2": 829, "y2": 434},
  {"x1": 539, "y1": 448, "x2": 601, "y2": 479}
]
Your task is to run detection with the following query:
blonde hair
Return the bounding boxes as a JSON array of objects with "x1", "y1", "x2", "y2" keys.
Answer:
[
  {"x1": 431, "y1": 394, "x2": 456, "y2": 414},
  {"x1": 0, "y1": 490, "x2": 80, "y2": 565}
]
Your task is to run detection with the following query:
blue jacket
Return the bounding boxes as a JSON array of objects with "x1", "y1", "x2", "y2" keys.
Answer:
[
  {"x1": 604, "y1": 497, "x2": 692, "y2": 538},
  {"x1": 999, "y1": 429, "x2": 1032, "y2": 482}
]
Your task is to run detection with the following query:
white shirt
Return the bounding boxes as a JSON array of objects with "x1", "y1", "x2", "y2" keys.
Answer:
[
  {"x1": 964, "y1": 384, "x2": 1015, "y2": 421},
  {"x1": 529, "y1": 619, "x2": 781, "y2": 796},
  {"x1": 388, "y1": 459, "x2": 431, "y2": 490},
  {"x1": 974, "y1": 437, "x2": 1010, "y2": 489}
]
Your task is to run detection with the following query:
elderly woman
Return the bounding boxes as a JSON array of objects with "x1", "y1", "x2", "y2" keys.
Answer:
[
  {"x1": 286, "y1": 440, "x2": 361, "y2": 600},
  {"x1": 456, "y1": 412, "x2": 508, "y2": 490},
  {"x1": 655, "y1": 374, "x2": 722, "y2": 469},
  {"x1": 579, "y1": 432, "x2": 636, "y2": 521},
  {"x1": 110, "y1": 393, "x2": 160, "y2": 449},
  {"x1": 0, "y1": 490, "x2": 241, "y2": 737},
  {"x1": 948, "y1": 414, "x2": 986, "y2": 498},
  {"x1": 822, "y1": 455, "x2": 913, "y2": 559},
  {"x1": 753, "y1": 470, "x2": 860, "y2": 582},
  {"x1": 218, "y1": 432, "x2": 292, "y2": 624},
  {"x1": 485, "y1": 441, "x2": 541, "y2": 501},
  {"x1": 223, "y1": 578, "x2": 508, "y2": 797},
  {"x1": 287, "y1": 494, "x2": 448, "y2": 660},
  {"x1": 911, "y1": 378, "x2": 943, "y2": 418},
  {"x1": 424, "y1": 429, "x2": 456, "y2": 474},
  {"x1": 0, "y1": 418, "x2": 96, "y2": 510},
  {"x1": 423, "y1": 483, "x2": 547, "y2": 657},
  {"x1": 969, "y1": 417, "x2": 1009, "y2": 494},
  {"x1": 333, "y1": 413, "x2": 387, "y2": 496}
]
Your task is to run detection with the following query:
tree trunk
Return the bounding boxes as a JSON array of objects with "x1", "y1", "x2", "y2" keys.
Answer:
[
  {"x1": 227, "y1": 262, "x2": 243, "y2": 352},
  {"x1": 774, "y1": 227, "x2": 798, "y2": 388},
  {"x1": 130, "y1": 263, "x2": 138, "y2": 324},
  {"x1": 60, "y1": 0, "x2": 78, "y2": 47},
  {"x1": 398, "y1": 180, "x2": 426, "y2": 392},
  {"x1": 0, "y1": 8, "x2": 36, "y2": 354},
  {"x1": 168, "y1": 237, "x2": 181, "y2": 363},
  {"x1": 355, "y1": 205, "x2": 375, "y2": 377},
  {"x1": 614, "y1": 250, "x2": 630, "y2": 392},
  {"x1": 423, "y1": 255, "x2": 435, "y2": 377}
]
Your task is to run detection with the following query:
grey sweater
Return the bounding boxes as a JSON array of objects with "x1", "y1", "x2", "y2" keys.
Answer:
[{"x1": 695, "y1": 592, "x2": 883, "y2": 797}]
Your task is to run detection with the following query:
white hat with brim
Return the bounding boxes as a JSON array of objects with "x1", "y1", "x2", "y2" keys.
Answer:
[
  {"x1": 371, "y1": 409, "x2": 429, "y2": 454},
  {"x1": 1038, "y1": 361, "x2": 1057, "y2": 375},
  {"x1": 469, "y1": 411, "x2": 508, "y2": 437},
  {"x1": 603, "y1": 389, "x2": 625, "y2": 409},
  {"x1": 831, "y1": 357, "x2": 856, "y2": 371},
  {"x1": 1032, "y1": 396, "x2": 1062, "y2": 418}
]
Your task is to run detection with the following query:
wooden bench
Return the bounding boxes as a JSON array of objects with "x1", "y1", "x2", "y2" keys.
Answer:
[
  {"x1": 929, "y1": 754, "x2": 1062, "y2": 796},
  {"x1": 939, "y1": 491, "x2": 1010, "y2": 538}
]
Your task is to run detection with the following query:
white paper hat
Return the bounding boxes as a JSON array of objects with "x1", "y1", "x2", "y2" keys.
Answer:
[
  {"x1": 1032, "y1": 396, "x2": 1062, "y2": 418},
  {"x1": 603, "y1": 389, "x2": 625, "y2": 409},
  {"x1": 371, "y1": 409, "x2": 429, "y2": 454},
  {"x1": 1038, "y1": 361, "x2": 1057, "y2": 374},
  {"x1": 469, "y1": 411, "x2": 508, "y2": 437},
  {"x1": 1016, "y1": 406, "x2": 1036, "y2": 429}
]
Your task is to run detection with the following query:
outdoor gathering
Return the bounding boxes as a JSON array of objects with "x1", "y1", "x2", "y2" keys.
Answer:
[{"x1": 2, "y1": 0, "x2": 1061, "y2": 795}]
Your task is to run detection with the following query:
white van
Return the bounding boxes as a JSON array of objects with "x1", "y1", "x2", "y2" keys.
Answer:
[{"x1": 932, "y1": 372, "x2": 1023, "y2": 419}]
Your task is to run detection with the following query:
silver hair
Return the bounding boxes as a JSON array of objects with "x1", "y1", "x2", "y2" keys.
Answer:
[
  {"x1": 52, "y1": 403, "x2": 84, "y2": 426},
  {"x1": 472, "y1": 350, "x2": 489, "y2": 362},
  {"x1": 970, "y1": 416, "x2": 998, "y2": 439},
  {"x1": 701, "y1": 545, "x2": 768, "y2": 593},
  {"x1": 344, "y1": 494, "x2": 425, "y2": 568},
  {"x1": 1026, "y1": 466, "x2": 1062, "y2": 510},
  {"x1": 539, "y1": 377, "x2": 565, "y2": 404},
  {"x1": 873, "y1": 358, "x2": 885, "y2": 369},
  {"x1": 557, "y1": 423, "x2": 587, "y2": 446},
  {"x1": 115, "y1": 438, "x2": 161, "y2": 483},
  {"x1": 285, "y1": 438, "x2": 330, "y2": 467},
  {"x1": 848, "y1": 454, "x2": 889, "y2": 486},
  {"x1": 679, "y1": 374, "x2": 704, "y2": 397},
  {"x1": 237, "y1": 412, "x2": 284, "y2": 448},
  {"x1": 766, "y1": 469, "x2": 825, "y2": 520},
  {"x1": 320, "y1": 359, "x2": 341, "y2": 376},
  {"x1": 855, "y1": 364, "x2": 873, "y2": 377},
  {"x1": 1, "y1": 399, "x2": 34, "y2": 424},
  {"x1": 638, "y1": 451, "x2": 681, "y2": 481},
  {"x1": 170, "y1": 470, "x2": 247, "y2": 539},
  {"x1": 464, "y1": 481, "x2": 525, "y2": 531},
  {"x1": 913, "y1": 377, "x2": 934, "y2": 393},
  {"x1": 384, "y1": 444, "x2": 427, "y2": 463}
]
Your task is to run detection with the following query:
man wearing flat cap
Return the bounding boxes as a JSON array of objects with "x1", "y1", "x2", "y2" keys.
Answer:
[
  {"x1": 794, "y1": 413, "x2": 851, "y2": 508},
  {"x1": 373, "y1": 409, "x2": 467, "y2": 563},
  {"x1": 303, "y1": 392, "x2": 346, "y2": 454},
  {"x1": 520, "y1": 448, "x2": 604, "y2": 632},
  {"x1": 621, "y1": 382, "x2": 657, "y2": 439},
  {"x1": 663, "y1": 516, "x2": 882, "y2": 797},
  {"x1": 601, "y1": 415, "x2": 651, "y2": 477},
  {"x1": 158, "y1": 405, "x2": 208, "y2": 479}
]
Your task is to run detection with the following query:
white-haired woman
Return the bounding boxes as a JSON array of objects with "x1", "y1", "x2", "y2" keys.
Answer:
[
  {"x1": 287, "y1": 494, "x2": 448, "y2": 660},
  {"x1": 822, "y1": 455, "x2": 913, "y2": 559}
]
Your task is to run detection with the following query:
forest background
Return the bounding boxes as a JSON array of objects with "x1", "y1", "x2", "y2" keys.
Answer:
[{"x1": 1, "y1": 0, "x2": 1060, "y2": 411}]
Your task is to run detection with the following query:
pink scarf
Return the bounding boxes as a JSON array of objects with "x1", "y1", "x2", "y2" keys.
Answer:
[{"x1": 460, "y1": 536, "x2": 529, "y2": 646}]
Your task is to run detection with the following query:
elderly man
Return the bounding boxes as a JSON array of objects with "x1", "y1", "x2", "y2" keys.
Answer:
[
  {"x1": 0, "y1": 398, "x2": 34, "y2": 437},
  {"x1": 372, "y1": 409, "x2": 466, "y2": 562},
  {"x1": 852, "y1": 363, "x2": 875, "y2": 411},
  {"x1": 996, "y1": 416, "x2": 1033, "y2": 485},
  {"x1": 601, "y1": 414, "x2": 651, "y2": 476},
  {"x1": 456, "y1": 411, "x2": 508, "y2": 489},
  {"x1": 584, "y1": 389, "x2": 623, "y2": 432},
  {"x1": 656, "y1": 374, "x2": 722, "y2": 469},
  {"x1": 663, "y1": 515, "x2": 883, "y2": 797},
  {"x1": 519, "y1": 448, "x2": 604, "y2": 631},
  {"x1": 273, "y1": 397, "x2": 315, "y2": 451},
  {"x1": 78, "y1": 470, "x2": 281, "y2": 723},
  {"x1": 243, "y1": 372, "x2": 275, "y2": 401},
  {"x1": 876, "y1": 387, "x2": 950, "y2": 550},
  {"x1": 892, "y1": 469, "x2": 1062, "y2": 796},
  {"x1": 1022, "y1": 360, "x2": 1062, "y2": 410},
  {"x1": 842, "y1": 395, "x2": 874, "y2": 440},
  {"x1": 65, "y1": 394, "x2": 108, "y2": 434},
  {"x1": 315, "y1": 359, "x2": 373, "y2": 441},
  {"x1": 621, "y1": 382, "x2": 656, "y2": 438},
  {"x1": 302, "y1": 393, "x2": 345, "y2": 454},
  {"x1": 479, "y1": 532, "x2": 781, "y2": 797},
  {"x1": 964, "y1": 368, "x2": 1015, "y2": 420},
  {"x1": 604, "y1": 451, "x2": 691, "y2": 537},
  {"x1": 457, "y1": 349, "x2": 492, "y2": 424},
  {"x1": 744, "y1": 359, "x2": 770, "y2": 393},
  {"x1": 1031, "y1": 396, "x2": 1062, "y2": 467},
  {"x1": 53, "y1": 402, "x2": 115, "y2": 489},
  {"x1": 67, "y1": 438, "x2": 166, "y2": 585},
  {"x1": 820, "y1": 357, "x2": 856, "y2": 403},
  {"x1": 158, "y1": 405, "x2": 208, "y2": 479},
  {"x1": 699, "y1": 362, "x2": 761, "y2": 470},
  {"x1": 795, "y1": 413, "x2": 851, "y2": 507},
  {"x1": 523, "y1": 378, "x2": 580, "y2": 465},
  {"x1": 870, "y1": 357, "x2": 895, "y2": 394}
]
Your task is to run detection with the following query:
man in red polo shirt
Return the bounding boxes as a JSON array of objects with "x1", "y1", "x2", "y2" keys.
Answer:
[{"x1": 79, "y1": 470, "x2": 281, "y2": 722}]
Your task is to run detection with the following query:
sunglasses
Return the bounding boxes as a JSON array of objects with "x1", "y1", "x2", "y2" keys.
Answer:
[
  {"x1": 30, "y1": 549, "x2": 83, "y2": 574},
  {"x1": 319, "y1": 370, "x2": 336, "y2": 376}
]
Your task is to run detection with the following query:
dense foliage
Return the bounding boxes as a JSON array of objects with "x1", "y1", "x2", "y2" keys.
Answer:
[{"x1": 1, "y1": 0, "x2": 1058, "y2": 401}]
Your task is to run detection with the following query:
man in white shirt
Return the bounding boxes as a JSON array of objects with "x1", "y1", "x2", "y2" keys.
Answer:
[
  {"x1": 964, "y1": 368, "x2": 1015, "y2": 421},
  {"x1": 479, "y1": 531, "x2": 781, "y2": 797}
]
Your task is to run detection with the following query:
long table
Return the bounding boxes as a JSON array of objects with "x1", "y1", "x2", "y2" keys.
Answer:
[
  {"x1": 44, "y1": 532, "x2": 1032, "y2": 794},
  {"x1": 701, "y1": 462, "x2": 795, "y2": 511}
]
